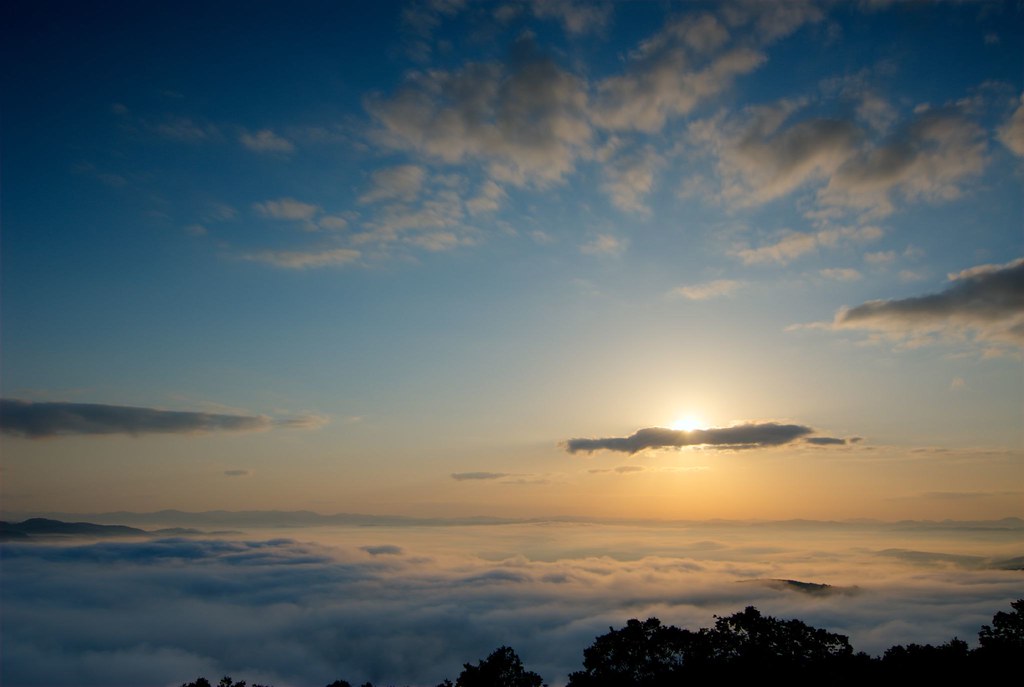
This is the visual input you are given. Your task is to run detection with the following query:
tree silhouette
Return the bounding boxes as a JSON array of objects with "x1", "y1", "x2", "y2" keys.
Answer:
[
  {"x1": 704, "y1": 605, "x2": 853, "y2": 664},
  {"x1": 453, "y1": 646, "x2": 545, "y2": 687},
  {"x1": 569, "y1": 607, "x2": 862, "y2": 685},
  {"x1": 975, "y1": 597, "x2": 1024, "y2": 672},
  {"x1": 880, "y1": 638, "x2": 971, "y2": 680},
  {"x1": 978, "y1": 598, "x2": 1024, "y2": 652},
  {"x1": 567, "y1": 617, "x2": 698, "y2": 686},
  {"x1": 180, "y1": 677, "x2": 273, "y2": 687}
]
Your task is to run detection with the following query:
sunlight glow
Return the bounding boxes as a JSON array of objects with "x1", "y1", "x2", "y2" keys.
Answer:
[{"x1": 671, "y1": 415, "x2": 703, "y2": 432}]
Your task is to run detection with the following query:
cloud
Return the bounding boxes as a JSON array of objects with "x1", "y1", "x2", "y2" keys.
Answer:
[
  {"x1": 997, "y1": 93, "x2": 1024, "y2": 157},
  {"x1": 359, "y1": 165, "x2": 426, "y2": 204},
  {"x1": 224, "y1": 470, "x2": 250, "y2": 477},
  {"x1": 591, "y1": 13, "x2": 765, "y2": 133},
  {"x1": 565, "y1": 422, "x2": 815, "y2": 454},
  {"x1": 691, "y1": 97, "x2": 988, "y2": 220},
  {"x1": 153, "y1": 117, "x2": 217, "y2": 142},
  {"x1": 366, "y1": 36, "x2": 591, "y2": 187},
  {"x1": 820, "y1": 268, "x2": 863, "y2": 282},
  {"x1": 602, "y1": 146, "x2": 662, "y2": 213},
  {"x1": 319, "y1": 215, "x2": 349, "y2": 230},
  {"x1": 451, "y1": 472, "x2": 508, "y2": 481},
  {"x1": 202, "y1": 202, "x2": 238, "y2": 222},
  {"x1": 820, "y1": 108, "x2": 988, "y2": 216},
  {"x1": 355, "y1": 189, "x2": 467, "y2": 248},
  {"x1": 580, "y1": 234, "x2": 627, "y2": 256},
  {"x1": 734, "y1": 226, "x2": 882, "y2": 265},
  {"x1": 360, "y1": 545, "x2": 404, "y2": 555},
  {"x1": 531, "y1": 0, "x2": 612, "y2": 35},
  {"x1": 0, "y1": 400, "x2": 321, "y2": 439},
  {"x1": 864, "y1": 250, "x2": 896, "y2": 264},
  {"x1": 242, "y1": 248, "x2": 361, "y2": 269},
  {"x1": 669, "y1": 279, "x2": 744, "y2": 300},
  {"x1": 832, "y1": 257, "x2": 1024, "y2": 351},
  {"x1": 697, "y1": 104, "x2": 862, "y2": 205},
  {"x1": 240, "y1": 129, "x2": 295, "y2": 154},
  {"x1": 721, "y1": 0, "x2": 825, "y2": 43},
  {"x1": 589, "y1": 465, "x2": 646, "y2": 475},
  {"x1": 805, "y1": 437, "x2": 846, "y2": 446},
  {"x1": 253, "y1": 197, "x2": 321, "y2": 221},
  {"x1": 466, "y1": 180, "x2": 506, "y2": 215}
]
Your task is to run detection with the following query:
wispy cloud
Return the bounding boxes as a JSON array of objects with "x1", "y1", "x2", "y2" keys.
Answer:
[
  {"x1": 153, "y1": 117, "x2": 218, "y2": 142},
  {"x1": 820, "y1": 268, "x2": 863, "y2": 282},
  {"x1": 580, "y1": 234, "x2": 627, "y2": 256},
  {"x1": 668, "y1": 279, "x2": 744, "y2": 301},
  {"x1": 0, "y1": 399, "x2": 324, "y2": 439},
  {"x1": 997, "y1": 93, "x2": 1024, "y2": 156},
  {"x1": 240, "y1": 129, "x2": 295, "y2": 154},
  {"x1": 253, "y1": 197, "x2": 321, "y2": 221},
  {"x1": 451, "y1": 472, "x2": 509, "y2": 481},
  {"x1": 591, "y1": 13, "x2": 766, "y2": 133},
  {"x1": 242, "y1": 248, "x2": 361, "y2": 269},
  {"x1": 734, "y1": 226, "x2": 882, "y2": 265},
  {"x1": 531, "y1": 0, "x2": 612, "y2": 36},
  {"x1": 359, "y1": 165, "x2": 426, "y2": 204},
  {"x1": 601, "y1": 146, "x2": 662, "y2": 213}
]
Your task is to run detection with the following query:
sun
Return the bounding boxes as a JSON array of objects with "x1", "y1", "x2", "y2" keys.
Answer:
[{"x1": 671, "y1": 414, "x2": 703, "y2": 432}]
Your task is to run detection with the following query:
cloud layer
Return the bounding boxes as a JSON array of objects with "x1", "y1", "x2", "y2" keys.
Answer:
[
  {"x1": 0, "y1": 400, "x2": 322, "y2": 439},
  {"x1": 1, "y1": 521, "x2": 1019, "y2": 687}
]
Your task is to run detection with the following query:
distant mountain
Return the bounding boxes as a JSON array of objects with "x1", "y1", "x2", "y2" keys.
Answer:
[
  {"x1": 0, "y1": 518, "x2": 148, "y2": 540},
  {"x1": 2, "y1": 510, "x2": 1021, "y2": 531},
  {"x1": 740, "y1": 578, "x2": 861, "y2": 596}
]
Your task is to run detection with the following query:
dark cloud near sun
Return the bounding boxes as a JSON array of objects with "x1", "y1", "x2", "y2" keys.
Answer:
[
  {"x1": 805, "y1": 437, "x2": 846, "y2": 446},
  {"x1": 0, "y1": 399, "x2": 324, "y2": 439},
  {"x1": 565, "y1": 422, "x2": 815, "y2": 454}
]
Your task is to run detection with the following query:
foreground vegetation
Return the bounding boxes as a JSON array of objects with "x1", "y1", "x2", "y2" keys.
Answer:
[{"x1": 182, "y1": 599, "x2": 1023, "y2": 687}]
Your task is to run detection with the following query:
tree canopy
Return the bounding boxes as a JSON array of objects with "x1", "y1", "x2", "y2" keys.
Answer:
[{"x1": 453, "y1": 646, "x2": 545, "y2": 687}]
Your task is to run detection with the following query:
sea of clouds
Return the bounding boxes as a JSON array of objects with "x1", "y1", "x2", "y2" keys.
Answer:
[{"x1": 1, "y1": 520, "x2": 1021, "y2": 687}]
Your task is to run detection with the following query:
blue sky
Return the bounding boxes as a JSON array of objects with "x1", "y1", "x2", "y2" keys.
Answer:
[{"x1": 1, "y1": 0, "x2": 1022, "y2": 519}]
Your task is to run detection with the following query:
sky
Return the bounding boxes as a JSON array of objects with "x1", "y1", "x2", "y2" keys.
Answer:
[{"x1": 2, "y1": 0, "x2": 1023, "y2": 521}]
